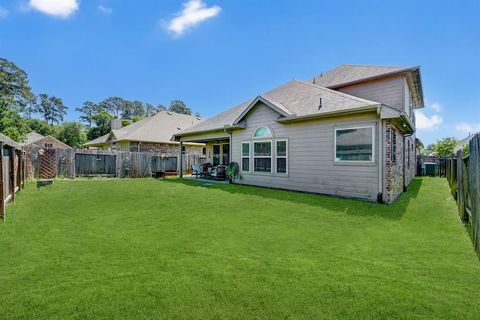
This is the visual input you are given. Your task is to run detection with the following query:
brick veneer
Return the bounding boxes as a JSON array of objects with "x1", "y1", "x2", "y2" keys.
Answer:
[{"x1": 384, "y1": 121, "x2": 416, "y2": 203}]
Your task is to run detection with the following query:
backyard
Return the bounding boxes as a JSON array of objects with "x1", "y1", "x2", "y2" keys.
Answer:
[{"x1": 1, "y1": 177, "x2": 479, "y2": 319}]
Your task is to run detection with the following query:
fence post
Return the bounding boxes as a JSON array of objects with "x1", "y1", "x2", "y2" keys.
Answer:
[
  {"x1": 470, "y1": 134, "x2": 480, "y2": 252},
  {"x1": 179, "y1": 142, "x2": 183, "y2": 178},
  {"x1": 0, "y1": 143, "x2": 4, "y2": 221},
  {"x1": 457, "y1": 150, "x2": 467, "y2": 221}
]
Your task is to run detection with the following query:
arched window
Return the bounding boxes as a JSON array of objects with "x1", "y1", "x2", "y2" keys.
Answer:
[{"x1": 254, "y1": 126, "x2": 272, "y2": 138}]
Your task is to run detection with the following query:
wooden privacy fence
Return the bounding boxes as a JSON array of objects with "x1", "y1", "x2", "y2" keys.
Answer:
[
  {"x1": 446, "y1": 133, "x2": 480, "y2": 253},
  {"x1": 417, "y1": 155, "x2": 449, "y2": 177},
  {"x1": 0, "y1": 134, "x2": 27, "y2": 221},
  {"x1": 24, "y1": 147, "x2": 205, "y2": 179}
]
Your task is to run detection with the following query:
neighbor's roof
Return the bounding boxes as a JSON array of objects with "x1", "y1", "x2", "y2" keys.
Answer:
[
  {"x1": 21, "y1": 132, "x2": 45, "y2": 145},
  {"x1": 454, "y1": 132, "x2": 478, "y2": 151},
  {"x1": 84, "y1": 111, "x2": 203, "y2": 146},
  {"x1": 311, "y1": 64, "x2": 417, "y2": 88},
  {"x1": 176, "y1": 80, "x2": 380, "y2": 136},
  {"x1": 0, "y1": 133, "x2": 22, "y2": 149}
]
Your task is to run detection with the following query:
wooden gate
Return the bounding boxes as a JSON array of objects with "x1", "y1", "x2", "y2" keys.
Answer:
[{"x1": 39, "y1": 149, "x2": 56, "y2": 178}]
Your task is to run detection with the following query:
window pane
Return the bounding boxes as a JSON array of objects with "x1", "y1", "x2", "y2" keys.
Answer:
[
  {"x1": 242, "y1": 143, "x2": 250, "y2": 157},
  {"x1": 276, "y1": 140, "x2": 286, "y2": 156},
  {"x1": 254, "y1": 127, "x2": 272, "y2": 138},
  {"x1": 242, "y1": 158, "x2": 249, "y2": 171},
  {"x1": 254, "y1": 158, "x2": 271, "y2": 172},
  {"x1": 254, "y1": 142, "x2": 271, "y2": 156},
  {"x1": 277, "y1": 158, "x2": 286, "y2": 173},
  {"x1": 335, "y1": 128, "x2": 373, "y2": 161}
]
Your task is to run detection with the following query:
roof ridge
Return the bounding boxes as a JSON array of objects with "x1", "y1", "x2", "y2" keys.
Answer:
[
  {"x1": 293, "y1": 80, "x2": 380, "y2": 105},
  {"x1": 339, "y1": 64, "x2": 410, "y2": 69}
]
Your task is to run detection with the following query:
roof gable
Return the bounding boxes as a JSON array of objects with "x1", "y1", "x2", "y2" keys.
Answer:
[{"x1": 232, "y1": 96, "x2": 292, "y2": 125}]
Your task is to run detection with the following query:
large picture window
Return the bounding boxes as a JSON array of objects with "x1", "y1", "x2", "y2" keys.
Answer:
[
  {"x1": 275, "y1": 140, "x2": 287, "y2": 174},
  {"x1": 253, "y1": 141, "x2": 272, "y2": 172},
  {"x1": 335, "y1": 126, "x2": 374, "y2": 162},
  {"x1": 241, "y1": 142, "x2": 250, "y2": 172}
]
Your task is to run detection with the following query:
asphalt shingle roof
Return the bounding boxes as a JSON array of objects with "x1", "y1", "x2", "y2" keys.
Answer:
[
  {"x1": 311, "y1": 64, "x2": 414, "y2": 88},
  {"x1": 177, "y1": 80, "x2": 380, "y2": 136},
  {"x1": 84, "y1": 111, "x2": 202, "y2": 146}
]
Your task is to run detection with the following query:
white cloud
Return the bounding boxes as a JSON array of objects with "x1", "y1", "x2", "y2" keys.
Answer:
[
  {"x1": 165, "y1": 0, "x2": 221, "y2": 37},
  {"x1": 0, "y1": 6, "x2": 9, "y2": 19},
  {"x1": 29, "y1": 0, "x2": 78, "y2": 18},
  {"x1": 430, "y1": 102, "x2": 443, "y2": 112},
  {"x1": 98, "y1": 5, "x2": 112, "y2": 15},
  {"x1": 415, "y1": 110, "x2": 443, "y2": 131},
  {"x1": 455, "y1": 122, "x2": 480, "y2": 134}
]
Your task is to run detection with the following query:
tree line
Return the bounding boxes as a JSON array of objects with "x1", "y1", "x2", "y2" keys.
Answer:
[{"x1": 0, "y1": 57, "x2": 199, "y2": 147}]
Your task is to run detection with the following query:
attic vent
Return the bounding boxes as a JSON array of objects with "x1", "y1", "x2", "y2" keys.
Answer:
[
  {"x1": 196, "y1": 116, "x2": 201, "y2": 120},
  {"x1": 318, "y1": 97, "x2": 323, "y2": 110},
  {"x1": 167, "y1": 111, "x2": 172, "y2": 115},
  {"x1": 177, "y1": 127, "x2": 182, "y2": 130}
]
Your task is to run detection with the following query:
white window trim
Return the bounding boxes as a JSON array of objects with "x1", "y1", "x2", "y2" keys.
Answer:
[
  {"x1": 241, "y1": 141, "x2": 251, "y2": 172},
  {"x1": 275, "y1": 139, "x2": 288, "y2": 175},
  {"x1": 253, "y1": 140, "x2": 273, "y2": 173},
  {"x1": 334, "y1": 125, "x2": 375, "y2": 163}
]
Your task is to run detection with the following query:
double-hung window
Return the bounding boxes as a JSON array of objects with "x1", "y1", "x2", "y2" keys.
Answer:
[
  {"x1": 241, "y1": 142, "x2": 250, "y2": 172},
  {"x1": 275, "y1": 140, "x2": 287, "y2": 174},
  {"x1": 253, "y1": 141, "x2": 272, "y2": 172},
  {"x1": 335, "y1": 126, "x2": 374, "y2": 162}
]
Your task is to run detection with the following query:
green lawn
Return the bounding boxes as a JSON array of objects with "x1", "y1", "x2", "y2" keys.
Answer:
[{"x1": 1, "y1": 178, "x2": 479, "y2": 319}]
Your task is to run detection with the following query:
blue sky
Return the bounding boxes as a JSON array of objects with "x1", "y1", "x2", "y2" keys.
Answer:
[{"x1": 0, "y1": 0, "x2": 479, "y2": 145}]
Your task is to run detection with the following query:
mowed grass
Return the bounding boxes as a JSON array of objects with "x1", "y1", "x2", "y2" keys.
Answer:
[{"x1": 1, "y1": 178, "x2": 480, "y2": 319}]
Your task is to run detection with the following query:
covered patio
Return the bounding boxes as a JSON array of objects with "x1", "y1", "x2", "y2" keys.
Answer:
[{"x1": 176, "y1": 132, "x2": 233, "y2": 181}]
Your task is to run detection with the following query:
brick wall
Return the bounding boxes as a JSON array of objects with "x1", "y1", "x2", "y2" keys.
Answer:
[
  {"x1": 128, "y1": 142, "x2": 203, "y2": 155},
  {"x1": 384, "y1": 121, "x2": 417, "y2": 203}
]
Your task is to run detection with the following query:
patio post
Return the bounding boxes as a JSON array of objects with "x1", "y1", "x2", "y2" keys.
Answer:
[{"x1": 179, "y1": 141, "x2": 183, "y2": 178}]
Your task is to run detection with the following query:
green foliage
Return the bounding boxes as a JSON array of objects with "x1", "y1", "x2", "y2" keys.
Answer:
[
  {"x1": 24, "y1": 118, "x2": 56, "y2": 136},
  {"x1": 86, "y1": 111, "x2": 113, "y2": 140},
  {"x1": 75, "y1": 101, "x2": 99, "y2": 126},
  {"x1": 2, "y1": 178, "x2": 480, "y2": 319},
  {"x1": 56, "y1": 122, "x2": 86, "y2": 148},
  {"x1": 37, "y1": 93, "x2": 67, "y2": 125},
  {"x1": 0, "y1": 57, "x2": 33, "y2": 141},
  {"x1": 420, "y1": 143, "x2": 435, "y2": 156},
  {"x1": 434, "y1": 137, "x2": 458, "y2": 156},
  {"x1": 169, "y1": 99, "x2": 191, "y2": 115}
]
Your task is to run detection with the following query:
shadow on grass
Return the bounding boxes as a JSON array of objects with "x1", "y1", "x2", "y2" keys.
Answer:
[{"x1": 164, "y1": 178, "x2": 423, "y2": 220}]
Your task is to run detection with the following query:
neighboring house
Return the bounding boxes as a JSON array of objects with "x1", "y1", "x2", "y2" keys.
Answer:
[
  {"x1": 84, "y1": 111, "x2": 205, "y2": 155},
  {"x1": 22, "y1": 132, "x2": 72, "y2": 149},
  {"x1": 173, "y1": 64, "x2": 424, "y2": 203},
  {"x1": 454, "y1": 133, "x2": 477, "y2": 152}
]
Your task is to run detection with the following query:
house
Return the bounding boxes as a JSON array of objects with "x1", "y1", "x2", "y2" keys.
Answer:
[
  {"x1": 454, "y1": 132, "x2": 477, "y2": 152},
  {"x1": 173, "y1": 64, "x2": 424, "y2": 203},
  {"x1": 22, "y1": 132, "x2": 72, "y2": 149},
  {"x1": 83, "y1": 111, "x2": 205, "y2": 155}
]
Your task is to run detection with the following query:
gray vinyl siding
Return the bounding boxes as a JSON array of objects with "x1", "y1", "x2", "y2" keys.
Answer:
[
  {"x1": 231, "y1": 103, "x2": 380, "y2": 201},
  {"x1": 336, "y1": 76, "x2": 405, "y2": 112}
]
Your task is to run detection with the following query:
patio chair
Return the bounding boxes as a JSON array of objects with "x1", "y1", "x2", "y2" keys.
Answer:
[
  {"x1": 210, "y1": 165, "x2": 226, "y2": 181},
  {"x1": 191, "y1": 165, "x2": 201, "y2": 178}
]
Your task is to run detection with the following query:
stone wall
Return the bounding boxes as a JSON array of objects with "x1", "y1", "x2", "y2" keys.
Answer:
[
  {"x1": 128, "y1": 142, "x2": 203, "y2": 155},
  {"x1": 384, "y1": 121, "x2": 417, "y2": 203}
]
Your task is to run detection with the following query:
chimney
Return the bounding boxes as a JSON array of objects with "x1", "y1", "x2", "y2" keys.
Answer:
[{"x1": 111, "y1": 118, "x2": 122, "y2": 130}]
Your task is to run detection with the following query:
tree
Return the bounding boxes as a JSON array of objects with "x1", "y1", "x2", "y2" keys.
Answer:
[
  {"x1": 56, "y1": 122, "x2": 86, "y2": 148},
  {"x1": 420, "y1": 143, "x2": 436, "y2": 156},
  {"x1": 145, "y1": 103, "x2": 157, "y2": 117},
  {"x1": 25, "y1": 118, "x2": 56, "y2": 136},
  {"x1": 156, "y1": 104, "x2": 167, "y2": 112},
  {"x1": 122, "y1": 100, "x2": 145, "y2": 120},
  {"x1": 75, "y1": 101, "x2": 99, "y2": 126},
  {"x1": 37, "y1": 94, "x2": 67, "y2": 125},
  {"x1": 99, "y1": 97, "x2": 126, "y2": 118},
  {"x1": 169, "y1": 100, "x2": 191, "y2": 115},
  {"x1": 0, "y1": 58, "x2": 32, "y2": 140},
  {"x1": 434, "y1": 137, "x2": 458, "y2": 156},
  {"x1": 86, "y1": 111, "x2": 113, "y2": 140}
]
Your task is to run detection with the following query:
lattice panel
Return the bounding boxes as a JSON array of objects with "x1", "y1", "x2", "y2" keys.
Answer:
[{"x1": 39, "y1": 149, "x2": 56, "y2": 179}]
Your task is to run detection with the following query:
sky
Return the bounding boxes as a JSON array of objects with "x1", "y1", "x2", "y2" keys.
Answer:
[{"x1": 0, "y1": 0, "x2": 479, "y2": 145}]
